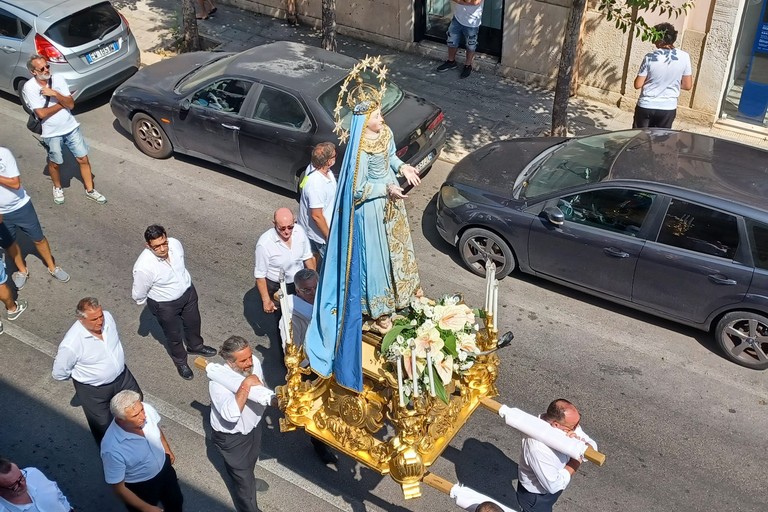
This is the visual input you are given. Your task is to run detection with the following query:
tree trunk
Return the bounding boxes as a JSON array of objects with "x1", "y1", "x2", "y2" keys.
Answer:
[
  {"x1": 550, "y1": 0, "x2": 587, "y2": 137},
  {"x1": 321, "y1": 0, "x2": 337, "y2": 52},
  {"x1": 286, "y1": 0, "x2": 298, "y2": 25},
  {"x1": 180, "y1": 0, "x2": 201, "y2": 53}
]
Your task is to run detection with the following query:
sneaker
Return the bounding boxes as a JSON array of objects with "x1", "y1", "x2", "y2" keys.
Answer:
[
  {"x1": 12, "y1": 271, "x2": 28, "y2": 290},
  {"x1": 85, "y1": 189, "x2": 107, "y2": 204},
  {"x1": 7, "y1": 299, "x2": 27, "y2": 321},
  {"x1": 436, "y1": 60, "x2": 457, "y2": 73},
  {"x1": 48, "y1": 266, "x2": 70, "y2": 282},
  {"x1": 0, "y1": 320, "x2": 3, "y2": 335},
  {"x1": 460, "y1": 65, "x2": 472, "y2": 79},
  {"x1": 52, "y1": 187, "x2": 65, "y2": 205}
]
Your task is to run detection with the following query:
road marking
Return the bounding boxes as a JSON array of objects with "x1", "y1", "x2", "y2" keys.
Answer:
[{"x1": 4, "y1": 322, "x2": 363, "y2": 512}]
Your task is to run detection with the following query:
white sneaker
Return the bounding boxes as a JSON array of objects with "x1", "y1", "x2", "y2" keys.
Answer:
[
  {"x1": 85, "y1": 189, "x2": 107, "y2": 204},
  {"x1": 52, "y1": 187, "x2": 64, "y2": 205}
]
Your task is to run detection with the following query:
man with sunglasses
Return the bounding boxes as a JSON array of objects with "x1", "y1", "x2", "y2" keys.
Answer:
[
  {"x1": 515, "y1": 399, "x2": 597, "y2": 512},
  {"x1": 254, "y1": 208, "x2": 315, "y2": 315},
  {"x1": 132, "y1": 224, "x2": 217, "y2": 380},
  {"x1": 0, "y1": 457, "x2": 74, "y2": 511},
  {"x1": 21, "y1": 55, "x2": 106, "y2": 205}
]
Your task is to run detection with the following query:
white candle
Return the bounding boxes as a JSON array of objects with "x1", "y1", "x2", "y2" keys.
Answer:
[
  {"x1": 485, "y1": 263, "x2": 492, "y2": 312},
  {"x1": 397, "y1": 356, "x2": 405, "y2": 407},
  {"x1": 492, "y1": 280, "x2": 499, "y2": 330},
  {"x1": 410, "y1": 341, "x2": 419, "y2": 397},
  {"x1": 427, "y1": 348, "x2": 436, "y2": 397}
]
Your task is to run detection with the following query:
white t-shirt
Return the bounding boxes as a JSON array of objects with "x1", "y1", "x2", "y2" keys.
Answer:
[
  {"x1": 453, "y1": 0, "x2": 484, "y2": 28},
  {"x1": 636, "y1": 48, "x2": 692, "y2": 110},
  {"x1": 253, "y1": 225, "x2": 313, "y2": 283},
  {"x1": 298, "y1": 169, "x2": 337, "y2": 245},
  {"x1": 0, "y1": 147, "x2": 30, "y2": 214},
  {"x1": 22, "y1": 74, "x2": 80, "y2": 138}
]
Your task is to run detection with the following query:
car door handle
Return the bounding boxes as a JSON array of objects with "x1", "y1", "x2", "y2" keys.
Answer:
[
  {"x1": 603, "y1": 247, "x2": 629, "y2": 258},
  {"x1": 221, "y1": 124, "x2": 240, "y2": 131},
  {"x1": 280, "y1": 137, "x2": 296, "y2": 143},
  {"x1": 0, "y1": 46, "x2": 17, "y2": 52},
  {"x1": 708, "y1": 274, "x2": 737, "y2": 285}
]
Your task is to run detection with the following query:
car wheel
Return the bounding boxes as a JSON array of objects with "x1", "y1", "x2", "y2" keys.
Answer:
[
  {"x1": 458, "y1": 228, "x2": 516, "y2": 279},
  {"x1": 715, "y1": 311, "x2": 768, "y2": 370},
  {"x1": 131, "y1": 113, "x2": 173, "y2": 159}
]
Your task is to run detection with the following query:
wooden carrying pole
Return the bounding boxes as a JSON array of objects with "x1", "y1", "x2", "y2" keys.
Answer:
[
  {"x1": 422, "y1": 472, "x2": 454, "y2": 495},
  {"x1": 480, "y1": 398, "x2": 606, "y2": 466}
]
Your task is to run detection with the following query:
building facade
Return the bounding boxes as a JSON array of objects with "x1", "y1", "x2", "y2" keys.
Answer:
[{"x1": 228, "y1": 0, "x2": 768, "y2": 134}]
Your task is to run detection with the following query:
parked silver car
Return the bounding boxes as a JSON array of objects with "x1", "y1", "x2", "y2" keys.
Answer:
[{"x1": 0, "y1": 0, "x2": 140, "y2": 102}]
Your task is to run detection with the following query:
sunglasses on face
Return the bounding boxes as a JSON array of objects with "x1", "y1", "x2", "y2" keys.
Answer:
[
  {"x1": 0, "y1": 469, "x2": 26, "y2": 493},
  {"x1": 35, "y1": 64, "x2": 50, "y2": 73}
]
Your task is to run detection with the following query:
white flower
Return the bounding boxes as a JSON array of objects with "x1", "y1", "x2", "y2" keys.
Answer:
[
  {"x1": 413, "y1": 327, "x2": 444, "y2": 358},
  {"x1": 434, "y1": 353, "x2": 454, "y2": 385},
  {"x1": 458, "y1": 350, "x2": 468, "y2": 362},
  {"x1": 457, "y1": 332, "x2": 480, "y2": 354},
  {"x1": 443, "y1": 295, "x2": 460, "y2": 306},
  {"x1": 432, "y1": 304, "x2": 475, "y2": 331},
  {"x1": 416, "y1": 319, "x2": 436, "y2": 335}
]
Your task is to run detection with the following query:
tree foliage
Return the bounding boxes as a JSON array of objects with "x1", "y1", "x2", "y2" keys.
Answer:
[{"x1": 598, "y1": 0, "x2": 695, "y2": 40}]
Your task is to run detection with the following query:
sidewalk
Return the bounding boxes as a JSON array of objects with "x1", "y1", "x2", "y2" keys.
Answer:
[{"x1": 118, "y1": 0, "x2": 768, "y2": 162}]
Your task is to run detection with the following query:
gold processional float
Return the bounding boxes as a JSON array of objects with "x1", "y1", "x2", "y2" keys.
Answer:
[{"x1": 276, "y1": 57, "x2": 606, "y2": 504}]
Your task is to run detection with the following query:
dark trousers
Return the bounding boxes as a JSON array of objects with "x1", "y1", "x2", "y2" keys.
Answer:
[
  {"x1": 72, "y1": 366, "x2": 142, "y2": 444},
  {"x1": 632, "y1": 105, "x2": 677, "y2": 129},
  {"x1": 125, "y1": 455, "x2": 183, "y2": 512},
  {"x1": 516, "y1": 481, "x2": 562, "y2": 512},
  {"x1": 147, "y1": 285, "x2": 205, "y2": 366},
  {"x1": 212, "y1": 424, "x2": 263, "y2": 512}
]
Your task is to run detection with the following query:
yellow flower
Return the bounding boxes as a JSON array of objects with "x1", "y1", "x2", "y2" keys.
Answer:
[{"x1": 433, "y1": 304, "x2": 474, "y2": 331}]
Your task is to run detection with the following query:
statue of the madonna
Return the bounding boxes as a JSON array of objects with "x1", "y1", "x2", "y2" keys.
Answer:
[{"x1": 305, "y1": 70, "x2": 422, "y2": 392}]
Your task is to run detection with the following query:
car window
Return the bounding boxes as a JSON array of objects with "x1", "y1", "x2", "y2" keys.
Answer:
[
  {"x1": 656, "y1": 199, "x2": 739, "y2": 259},
  {"x1": 252, "y1": 87, "x2": 308, "y2": 129},
  {"x1": 558, "y1": 189, "x2": 655, "y2": 236},
  {"x1": 521, "y1": 131, "x2": 640, "y2": 199},
  {"x1": 191, "y1": 79, "x2": 253, "y2": 113},
  {"x1": 318, "y1": 71, "x2": 403, "y2": 128},
  {"x1": 45, "y1": 2, "x2": 121, "y2": 47},
  {"x1": 0, "y1": 8, "x2": 30, "y2": 39},
  {"x1": 747, "y1": 220, "x2": 768, "y2": 270}
]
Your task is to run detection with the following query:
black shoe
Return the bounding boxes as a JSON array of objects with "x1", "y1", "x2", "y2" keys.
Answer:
[
  {"x1": 188, "y1": 345, "x2": 217, "y2": 357},
  {"x1": 436, "y1": 60, "x2": 457, "y2": 73},
  {"x1": 176, "y1": 363, "x2": 194, "y2": 380},
  {"x1": 460, "y1": 65, "x2": 472, "y2": 79},
  {"x1": 314, "y1": 444, "x2": 339, "y2": 465}
]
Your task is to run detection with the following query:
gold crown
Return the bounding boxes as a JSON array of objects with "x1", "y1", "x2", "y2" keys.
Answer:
[{"x1": 333, "y1": 55, "x2": 389, "y2": 144}]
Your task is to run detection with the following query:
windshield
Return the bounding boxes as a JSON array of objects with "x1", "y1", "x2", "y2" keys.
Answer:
[
  {"x1": 519, "y1": 130, "x2": 640, "y2": 199},
  {"x1": 46, "y1": 2, "x2": 121, "y2": 46},
  {"x1": 177, "y1": 54, "x2": 238, "y2": 94},
  {"x1": 318, "y1": 71, "x2": 403, "y2": 128}
]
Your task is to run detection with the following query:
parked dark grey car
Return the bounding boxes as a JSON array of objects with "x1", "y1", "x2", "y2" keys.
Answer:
[
  {"x1": 436, "y1": 129, "x2": 768, "y2": 369},
  {"x1": 110, "y1": 41, "x2": 446, "y2": 192}
]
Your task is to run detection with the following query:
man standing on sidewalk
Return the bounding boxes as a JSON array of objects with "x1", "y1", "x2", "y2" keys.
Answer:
[
  {"x1": 435, "y1": 0, "x2": 485, "y2": 79},
  {"x1": 21, "y1": 54, "x2": 106, "y2": 205},
  {"x1": 132, "y1": 224, "x2": 217, "y2": 380},
  {"x1": 52, "y1": 297, "x2": 143, "y2": 444},
  {"x1": 0, "y1": 146, "x2": 70, "y2": 286}
]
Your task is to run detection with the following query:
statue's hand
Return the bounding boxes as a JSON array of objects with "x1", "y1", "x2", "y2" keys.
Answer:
[
  {"x1": 401, "y1": 165, "x2": 421, "y2": 187},
  {"x1": 387, "y1": 183, "x2": 408, "y2": 199}
]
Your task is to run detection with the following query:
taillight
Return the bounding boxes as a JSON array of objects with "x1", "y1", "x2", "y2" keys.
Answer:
[
  {"x1": 34, "y1": 34, "x2": 66, "y2": 63},
  {"x1": 118, "y1": 12, "x2": 131, "y2": 34},
  {"x1": 396, "y1": 146, "x2": 408, "y2": 158},
  {"x1": 427, "y1": 111, "x2": 444, "y2": 132}
]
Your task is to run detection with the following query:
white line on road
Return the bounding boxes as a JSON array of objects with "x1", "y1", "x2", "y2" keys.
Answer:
[{"x1": 4, "y1": 322, "x2": 362, "y2": 512}]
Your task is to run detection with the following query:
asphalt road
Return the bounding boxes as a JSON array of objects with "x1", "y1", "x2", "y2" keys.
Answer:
[{"x1": 0, "y1": 90, "x2": 766, "y2": 512}]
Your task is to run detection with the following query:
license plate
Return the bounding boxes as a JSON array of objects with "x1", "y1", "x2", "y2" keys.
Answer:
[
  {"x1": 415, "y1": 151, "x2": 435, "y2": 172},
  {"x1": 86, "y1": 41, "x2": 119, "y2": 64}
]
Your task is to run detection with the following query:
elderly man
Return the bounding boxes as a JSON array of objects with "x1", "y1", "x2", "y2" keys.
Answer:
[
  {"x1": 52, "y1": 297, "x2": 142, "y2": 444},
  {"x1": 278, "y1": 268, "x2": 317, "y2": 352},
  {"x1": 298, "y1": 142, "x2": 337, "y2": 263},
  {"x1": 0, "y1": 457, "x2": 73, "y2": 511},
  {"x1": 101, "y1": 390, "x2": 183, "y2": 512},
  {"x1": 21, "y1": 54, "x2": 106, "y2": 205},
  {"x1": 132, "y1": 224, "x2": 217, "y2": 380},
  {"x1": 209, "y1": 336, "x2": 274, "y2": 512},
  {"x1": 254, "y1": 208, "x2": 315, "y2": 314},
  {"x1": 516, "y1": 399, "x2": 596, "y2": 512}
]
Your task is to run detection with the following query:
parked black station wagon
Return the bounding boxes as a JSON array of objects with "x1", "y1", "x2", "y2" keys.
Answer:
[{"x1": 436, "y1": 129, "x2": 768, "y2": 369}]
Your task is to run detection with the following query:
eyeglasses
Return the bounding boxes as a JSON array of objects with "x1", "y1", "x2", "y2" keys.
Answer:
[
  {"x1": 298, "y1": 286, "x2": 317, "y2": 294},
  {"x1": 0, "y1": 469, "x2": 26, "y2": 493},
  {"x1": 35, "y1": 64, "x2": 50, "y2": 73},
  {"x1": 275, "y1": 224, "x2": 294, "y2": 232},
  {"x1": 149, "y1": 240, "x2": 169, "y2": 250}
]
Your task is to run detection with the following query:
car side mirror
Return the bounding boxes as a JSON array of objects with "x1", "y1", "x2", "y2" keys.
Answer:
[
  {"x1": 543, "y1": 206, "x2": 565, "y2": 226},
  {"x1": 180, "y1": 98, "x2": 192, "y2": 111}
]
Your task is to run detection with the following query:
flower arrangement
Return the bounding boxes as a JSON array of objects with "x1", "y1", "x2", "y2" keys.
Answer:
[{"x1": 381, "y1": 295, "x2": 482, "y2": 404}]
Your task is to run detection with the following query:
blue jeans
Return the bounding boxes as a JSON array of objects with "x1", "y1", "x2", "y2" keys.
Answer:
[
  {"x1": 446, "y1": 16, "x2": 480, "y2": 52},
  {"x1": 44, "y1": 126, "x2": 89, "y2": 164}
]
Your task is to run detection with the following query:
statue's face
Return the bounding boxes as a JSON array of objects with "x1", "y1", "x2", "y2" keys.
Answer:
[{"x1": 366, "y1": 109, "x2": 383, "y2": 133}]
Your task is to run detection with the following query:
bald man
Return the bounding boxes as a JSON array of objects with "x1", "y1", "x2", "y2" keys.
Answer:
[{"x1": 254, "y1": 208, "x2": 315, "y2": 314}]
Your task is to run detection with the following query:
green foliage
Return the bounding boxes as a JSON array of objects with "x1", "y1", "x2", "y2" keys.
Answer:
[
  {"x1": 433, "y1": 373, "x2": 449, "y2": 404},
  {"x1": 380, "y1": 321, "x2": 409, "y2": 354},
  {"x1": 597, "y1": 0, "x2": 695, "y2": 41}
]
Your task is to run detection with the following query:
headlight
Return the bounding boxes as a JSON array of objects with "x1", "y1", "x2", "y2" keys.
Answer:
[{"x1": 440, "y1": 185, "x2": 469, "y2": 208}]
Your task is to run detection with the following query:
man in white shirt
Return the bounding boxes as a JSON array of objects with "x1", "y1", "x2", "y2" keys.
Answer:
[
  {"x1": 278, "y1": 268, "x2": 317, "y2": 352},
  {"x1": 101, "y1": 390, "x2": 183, "y2": 512},
  {"x1": 209, "y1": 336, "x2": 274, "y2": 512},
  {"x1": 52, "y1": 297, "x2": 142, "y2": 444},
  {"x1": 254, "y1": 208, "x2": 315, "y2": 314},
  {"x1": 0, "y1": 457, "x2": 73, "y2": 512},
  {"x1": 132, "y1": 224, "x2": 217, "y2": 380},
  {"x1": 436, "y1": 0, "x2": 485, "y2": 79},
  {"x1": 21, "y1": 54, "x2": 106, "y2": 205},
  {"x1": 633, "y1": 22, "x2": 693, "y2": 129},
  {"x1": 298, "y1": 142, "x2": 337, "y2": 264},
  {"x1": 0, "y1": 147, "x2": 70, "y2": 287},
  {"x1": 516, "y1": 399, "x2": 597, "y2": 512}
]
